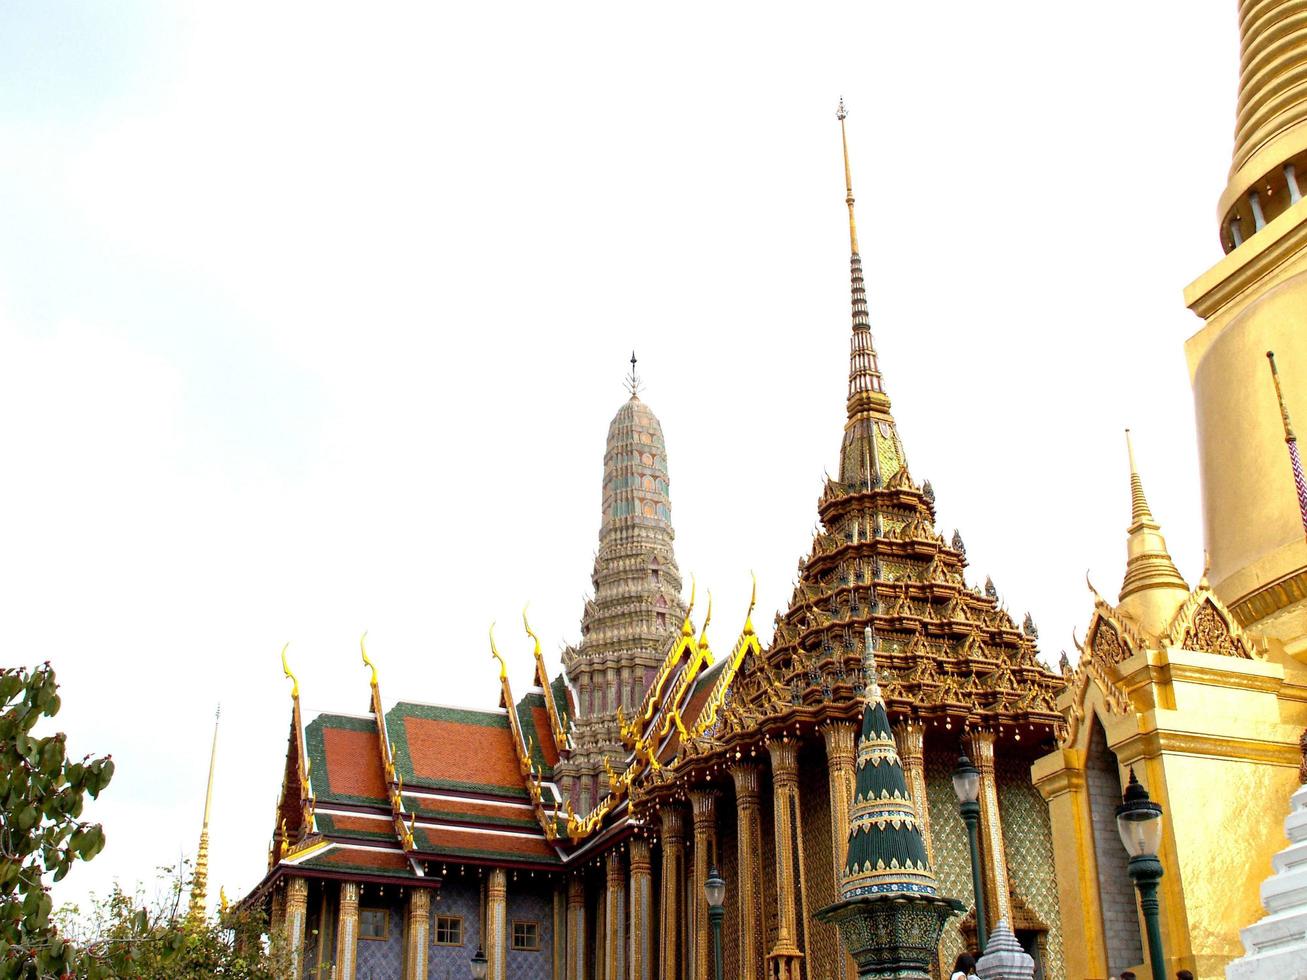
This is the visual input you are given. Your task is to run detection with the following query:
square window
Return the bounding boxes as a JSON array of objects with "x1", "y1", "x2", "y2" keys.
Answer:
[
  {"x1": 434, "y1": 914, "x2": 463, "y2": 947},
  {"x1": 511, "y1": 920, "x2": 540, "y2": 951},
  {"x1": 359, "y1": 908, "x2": 389, "y2": 941}
]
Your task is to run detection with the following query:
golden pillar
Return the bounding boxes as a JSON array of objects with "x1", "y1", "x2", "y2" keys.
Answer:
[
  {"x1": 823, "y1": 721, "x2": 857, "y2": 980},
  {"x1": 659, "y1": 805, "x2": 687, "y2": 980},
  {"x1": 766, "y1": 739, "x2": 807, "y2": 980},
  {"x1": 606, "y1": 850, "x2": 626, "y2": 980},
  {"x1": 567, "y1": 876, "x2": 587, "y2": 980},
  {"x1": 893, "y1": 721, "x2": 934, "y2": 865},
  {"x1": 334, "y1": 881, "x2": 359, "y2": 980},
  {"x1": 730, "y1": 763, "x2": 765, "y2": 980},
  {"x1": 629, "y1": 837, "x2": 654, "y2": 980},
  {"x1": 404, "y1": 887, "x2": 430, "y2": 980},
  {"x1": 967, "y1": 730, "x2": 1011, "y2": 928},
  {"x1": 270, "y1": 884, "x2": 287, "y2": 937},
  {"x1": 554, "y1": 882, "x2": 567, "y2": 980},
  {"x1": 689, "y1": 789, "x2": 719, "y2": 980},
  {"x1": 487, "y1": 869, "x2": 507, "y2": 980},
  {"x1": 285, "y1": 876, "x2": 308, "y2": 980}
]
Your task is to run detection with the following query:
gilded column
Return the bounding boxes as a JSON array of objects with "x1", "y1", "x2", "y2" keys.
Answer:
[
  {"x1": 554, "y1": 883, "x2": 567, "y2": 980},
  {"x1": 967, "y1": 730, "x2": 1011, "y2": 927},
  {"x1": 487, "y1": 869, "x2": 507, "y2": 980},
  {"x1": 766, "y1": 740, "x2": 806, "y2": 980},
  {"x1": 285, "y1": 876, "x2": 308, "y2": 980},
  {"x1": 334, "y1": 881, "x2": 359, "y2": 980},
  {"x1": 688, "y1": 790, "x2": 719, "y2": 980},
  {"x1": 567, "y1": 876, "x2": 587, "y2": 980},
  {"x1": 270, "y1": 885, "x2": 287, "y2": 936},
  {"x1": 730, "y1": 763, "x2": 764, "y2": 980},
  {"x1": 605, "y1": 850, "x2": 626, "y2": 980},
  {"x1": 659, "y1": 805, "x2": 687, "y2": 980},
  {"x1": 628, "y1": 837, "x2": 653, "y2": 980},
  {"x1": 404, "y1": 888, "x2": 431, "y2": 980},
  {"x1": 823, "y1": 721, "x2": 858, "y2": 980},
  {"x1": 893, "y1": 721, "x2": 934, "y2": 865}
]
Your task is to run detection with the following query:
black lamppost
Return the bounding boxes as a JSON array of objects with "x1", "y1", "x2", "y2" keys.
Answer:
[
  {"x1": 1116, "y1": 768, "x2": 1166, "y2": 980},
  {"x1": 951, "y1": 751, "x2": 988, "y2": 952},
  {"x1": 704, "y1": 865, "x2": 726, "y2": 980},
  {"x1": 470, "y1": 944, "x2": 488, "y2": 980}
]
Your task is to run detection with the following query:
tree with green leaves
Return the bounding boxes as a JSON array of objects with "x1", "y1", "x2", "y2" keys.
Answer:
[{"x1": 0, "y1": 663, "x2": 112, "y2": 979}]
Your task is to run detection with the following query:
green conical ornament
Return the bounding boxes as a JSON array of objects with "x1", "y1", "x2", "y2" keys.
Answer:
[{"x1": 817, "y1": 627, "x2": 963, "y2": 979}]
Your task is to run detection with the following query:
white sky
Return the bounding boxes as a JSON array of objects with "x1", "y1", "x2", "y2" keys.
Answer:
[{"x1": 0, "y1": 2, "x2": 1238, "y2": 913}]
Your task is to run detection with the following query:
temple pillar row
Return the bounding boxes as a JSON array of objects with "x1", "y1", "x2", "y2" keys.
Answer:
[
  {"x1": 334, "y1": 881, "x2": 359, "y2": 980},
  {"x1": 659, "y1": 805, "x2": 687, "y2": 980},
  {"x1": 403, "y1": 887, "x2": 431, "y2": 980},
  {"x1": 967, "y1": 729, "x2": 1012, "y2": 928},
  {"x1": 567, "y1": 876, "x2": 587, "y2": 980},
  {"x1": 731, "y1": 763, "x2": 765, "y2": 980},
  {"x1": 766, "y1": 739, "x2": 806, "y2": 980},
  {"x1": 894, "y1": 721, "x2": 934, "y2": 866},
  {"x1": 823, "y1": 721, "x2": 858, "y2": 980},
  {"x1": 285, "y1": 876, "x2": 308, "y2": 980},
  {"x1": 629, "y1": 838, "x2": 653, "y2": 980},
  {"x1": 486, "y1": 869, "x2": 506, "y2": 980},
  {"x1": 689, "y1": 789, "x2": 719, "y2": 980}
]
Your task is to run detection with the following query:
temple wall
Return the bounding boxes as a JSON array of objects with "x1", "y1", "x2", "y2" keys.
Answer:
[
  {"x1": 760, "y1": 772, "x2": 779, "y2": 957},
  {"x1": 429, "y1": 877, "x2": 483, "y2": 978},
  {"x1": 924, "y1": 749, "x2": 979, "y2": 971},
  {"x1": 800, "y1": 740, "x2": 840, "y2": 980},
  {"x1": 996, "y1": 753, "x2": 1067, "y2": 980},
  {"x1": 506, "y1": 880, "x2": 553, "y2": 979},
  {"x1": 355, "y1": 892, "x2": 405, "y2": 977},
  {"x1": 717, "y1": 788, "x2": 740, "y2": 980}
]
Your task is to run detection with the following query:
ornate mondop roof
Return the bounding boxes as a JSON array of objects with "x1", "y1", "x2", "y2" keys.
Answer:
[
  {"x1": 842, "y1": 645, "x2": 938, "y2": 900},
  {"x1": 720, "y1": 114, "x2": 1063, "y2": 741}
]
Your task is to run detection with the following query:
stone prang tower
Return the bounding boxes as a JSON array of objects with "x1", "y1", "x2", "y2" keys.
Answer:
[{"x1": 554, "y1": 359, "x2": 687, "y2": 814}]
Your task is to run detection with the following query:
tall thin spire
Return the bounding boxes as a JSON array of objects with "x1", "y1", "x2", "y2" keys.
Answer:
[
  {"x1": 1118, "y1": 431, "x2": 1189, "y2": 634},
  {"x1": 1125, "y1": 428, "x2": 1154, "y2": 527},
  {"x1": 837, "y1": 97, "x2": 859, "y2": 255},
  {"x1": 1266, "y1": 351, "x2": 1307, "y2": 541},
  {"x1": 838, "y1": 100, "x2": 888, "y2": 420},
  {"x1": 188, "y1": 705, "x2": 220, "y2": 921}
]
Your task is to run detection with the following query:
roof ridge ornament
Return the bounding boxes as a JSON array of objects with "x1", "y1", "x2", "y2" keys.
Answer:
[
  {"x1": 360, "y1": 632, "x2": 378, "y2": 689},
  {"x1": 625, "y1": 350, "x2": 642, "y2": 399}
]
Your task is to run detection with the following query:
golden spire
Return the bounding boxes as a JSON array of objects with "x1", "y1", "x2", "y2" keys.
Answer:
[
  {"x1": 837, "y1": 97, "x2": 859, "y2": 255},
  {"x1": 1125, "y1": 428, "x2": 1154, "y2": 527},
  {"x1": 1117, "y1": 429, "x2": 1190, "y2": 635},
  {"x1": 188, "y1": 705, "x2": 220, "y2": 922}
]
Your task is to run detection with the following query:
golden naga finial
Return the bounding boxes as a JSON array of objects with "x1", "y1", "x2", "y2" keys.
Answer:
[
  {"x1": 360, "y1": 632, "x2": 378, "y2": 688},
  {"x1": 837, "y1": 96, "x2": 859, "y2": 255},
  {"x1": 698, "y1": 590, "x2": 713, "y2": 647},
  {"x1": 744, "y1": 572, "x2": 758, "y2": 635},
  {"x1": 489, "y1": 623, "x2": 508, "y2": 681},
  {"x1": 219, "y1": 887, "x2": 228, "y2": 914},
  {"x1": 682, "y1": 576, "x2": 697, "y2": 636},
  {"x1": 280, "y1": 643, "x2": 299, "y2": 700},
  {"x1": 522, "y1": 606, "x2": 542, "y2": 658}
]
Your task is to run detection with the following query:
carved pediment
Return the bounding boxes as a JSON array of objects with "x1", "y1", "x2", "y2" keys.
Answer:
[{"x1": 1167, "y1": 591, "x2": 1254, "y2": 659}]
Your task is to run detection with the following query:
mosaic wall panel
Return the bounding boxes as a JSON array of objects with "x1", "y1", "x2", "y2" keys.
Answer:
[
  {"x1": 924, "y1": 751, "x2": 981, "y2": 975},
  {"x1": 800, "y1": 741, "x2": 841, "y2": 980},
  {"x1": 505, "y1": 879, "x2": 553, "y2": 980},
  {"x1": 355, "y1": 893, "x2": 405, "y2": 980},
  {"x1": 718, "y1": 789, "x2": 741, "y2": 980},
  {"x1": 995, "y1": 753, "x2": 1067, "y2": 980},
  {"x1": 429, "y1": 877, "x2": 482, "y2": 980},
  {"x1": 760, "y1": 772, "x2": 780, "y2": 957}
]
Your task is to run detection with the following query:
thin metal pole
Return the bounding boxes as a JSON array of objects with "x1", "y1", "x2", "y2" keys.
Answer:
[
  {"x1": 961, "y1": 800, "x2": 988, "y2": 952},
  {"x1": 709, "y1": 904, "x2": 724, "y2": 980},
  {"x1": 1130, "y1": 856, "x2": 1167, "y2": 980}
]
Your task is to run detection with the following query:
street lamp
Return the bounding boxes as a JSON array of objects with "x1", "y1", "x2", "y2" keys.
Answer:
[
  {"x1": 1116, "y1": 767, "x2": 1166, "y2": 980},
  {"x1": 951, "y1": 751, "x2": 988, "y2": 952},
  {"x1": 470, "y1": 944, "x2": 488, "y2": 980},
  {"x1": 704, "y1": 865, "x2": 725, "y2": 980}
]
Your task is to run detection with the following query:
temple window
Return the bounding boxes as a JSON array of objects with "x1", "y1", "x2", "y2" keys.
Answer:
[
  {"x1": 657, "y1": 612, "x2": 667, "y2": 628},
  {"x1": 511, "y1": 920, "x2": 541, "y2": 951},
  {"x1": 643, "y1": 475, "x2": 655, "y2": 491},
  {"x1": 434, "y1": 915, "x2": 464, "y2": 946},
  {"x1": 359, "y1": 908, "x2": 389, "y2": 941}
]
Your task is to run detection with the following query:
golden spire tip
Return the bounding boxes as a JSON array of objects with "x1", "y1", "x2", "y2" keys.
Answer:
[
  {"x1": 1124, "y1": 428, "x2": 1152, "y2": 525},
  {"x1": 837, "y1": 97, "x2": 859, "y2": 255}
]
